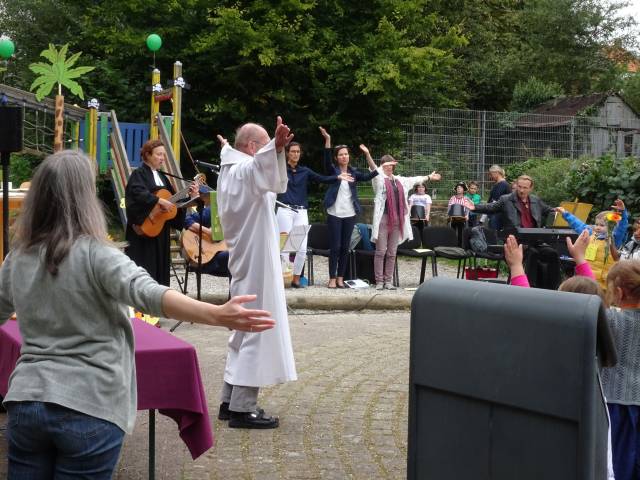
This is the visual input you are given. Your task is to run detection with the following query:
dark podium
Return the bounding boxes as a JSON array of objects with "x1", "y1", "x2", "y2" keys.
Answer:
[{"x1": 408, "y1": 278, "x2": 611, "y2": 480}]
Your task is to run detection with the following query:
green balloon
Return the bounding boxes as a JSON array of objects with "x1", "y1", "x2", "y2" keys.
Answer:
[
  {"x1": 146, "y1": 34, "x2": 162, "y2": 52},
  {"x1": 0, "y1": 39, "x2": 15, "y2": 59}
]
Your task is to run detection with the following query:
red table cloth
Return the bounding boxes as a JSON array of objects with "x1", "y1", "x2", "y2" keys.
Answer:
[{"x1": 0, "y1": 318, "x2": 213, "y2": 459}]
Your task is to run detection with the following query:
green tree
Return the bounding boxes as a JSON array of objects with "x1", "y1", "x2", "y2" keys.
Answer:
[
  {"x1": 1, "y1": 0, "x2": 466, "y2": 161},
  {"x1": 510, "y1": 77, "x2": 564, "y2": 112},
  {"x1": 621, "y1": 72, "x2": 640, "y2": 113},
  {"x1": 429, "y1": 0, "x2": 636, "y2": 110}
]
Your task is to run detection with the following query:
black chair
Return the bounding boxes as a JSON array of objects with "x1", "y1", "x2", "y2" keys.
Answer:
[
  {"x1": 447, "y1": 203, "x2": 468, "y2": 247},
  {"x1": 350, "y1": 248, "x2": 380, "y2": 285},
  {"x1": 396, "y1": 225, "x2": 436, "y2": 285},
  {"x1": 351, "y1": 225, "x2": 397, "y2": 286},
  {"x1": 462, "y1": 226, "x2": 506, "y2": 281},
  {"x1": 182, "y1": 261, "x2": 231, "y2": 296},
  {"x1": 410, "y1": 205, "x2": 429, "y2": 239},
  {"x1": 306, "y1": 223, "x2": 331, "y2": 286},
  {"x1": 422, "y1": 226, "x2": 472, "y2": 278}
]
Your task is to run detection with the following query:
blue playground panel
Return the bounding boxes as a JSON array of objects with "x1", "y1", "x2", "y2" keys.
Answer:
[{"x1": 81, "y1": 120, "x2": 149, "y2": 168}]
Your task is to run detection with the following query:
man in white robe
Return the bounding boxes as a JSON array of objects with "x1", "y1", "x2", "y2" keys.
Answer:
[{"x1": 215, "y1": 117, "x2": 297, "y2": 429}]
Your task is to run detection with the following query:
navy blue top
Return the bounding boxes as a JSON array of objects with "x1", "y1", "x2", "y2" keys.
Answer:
[
  {"x1": 322, "y1": 148, "x2": 378, "y2": 215},
  {"x1": 184, "y1": 207, "x2": 211, "y2": 229},
  {"x1": 277, "y1": 164, "x2": 338, "y2": 208},
  {"x1": 489, "y1": 180, "x2": 510, "y2": 202}
]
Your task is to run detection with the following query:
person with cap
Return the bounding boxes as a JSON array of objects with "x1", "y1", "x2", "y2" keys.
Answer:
[
  {"x1": 360, "y1": 144, "x2": 441, "y2": 290},
  {"x1": 183, "y1": 184, "x2": 230, "y2": 278},
  {"x1": 448, "y1": 181, "x2": 470, "y2": 246}
]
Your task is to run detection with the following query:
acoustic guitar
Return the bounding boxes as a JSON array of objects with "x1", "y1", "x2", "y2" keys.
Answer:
[
  {"x1": 181, "y1": 229, "x2": 228, "y2": 265},
  {"x1": 136, "y1": 173, "x2": 206, "y2": 238}
]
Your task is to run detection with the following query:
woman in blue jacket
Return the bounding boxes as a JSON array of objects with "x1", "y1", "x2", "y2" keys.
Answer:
[{"x1": 319, "y1": 127, "x2": 379, "y2": 288}]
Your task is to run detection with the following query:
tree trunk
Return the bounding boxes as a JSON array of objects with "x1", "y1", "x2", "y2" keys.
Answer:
[{"x1": 54, "y1": 95, "x2": 65, "y2": 152}]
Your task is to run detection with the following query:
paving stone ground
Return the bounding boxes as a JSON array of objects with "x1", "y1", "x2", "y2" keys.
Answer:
[{"x1": 0, "y1": 257, "x2": 473, "y2": 479}]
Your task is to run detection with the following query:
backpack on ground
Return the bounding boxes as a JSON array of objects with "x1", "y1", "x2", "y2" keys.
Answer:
[{"x1": 469, "y1": 226, "x2": 488, "y2": 253}]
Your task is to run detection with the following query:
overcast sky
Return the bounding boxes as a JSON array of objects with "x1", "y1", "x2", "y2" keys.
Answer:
[{"x1": 620, "y1": 0, "x2": 640, "y2": 21}]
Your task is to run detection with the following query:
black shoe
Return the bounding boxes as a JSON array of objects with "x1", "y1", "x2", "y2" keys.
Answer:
[
  {"x1": 228, "y1": 409, "x2": 279, "y2": 429},
  {"x1": 291, "y1": 282, "x2": 302, "y2": 288},
  {"x1": 218, "y1": 402, "x2": 230, "y2": 421},
  {"x1": 219, "y1": 403, "x2": 264, "y2": 421}
]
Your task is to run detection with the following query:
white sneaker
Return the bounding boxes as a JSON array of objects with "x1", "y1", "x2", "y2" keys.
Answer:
[
  {"x1": 375, "y1": 283, "x2": 384, "y2": 290},
  {"x1": 384, "y1": 283, "x2": 397, "y2": 290}
]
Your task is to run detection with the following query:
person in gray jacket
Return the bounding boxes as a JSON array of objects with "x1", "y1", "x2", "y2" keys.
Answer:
[
  {"x1": 0, "y1": 150, "x2": 274, "y2": 479},
  {"x1": 467, "y1": 175, "x2": 555, "y2": 230}
]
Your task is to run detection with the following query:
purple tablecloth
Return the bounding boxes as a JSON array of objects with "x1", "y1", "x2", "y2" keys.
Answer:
[{"x1": 0, "y1": 318, "x2": 213, "y2": 459}]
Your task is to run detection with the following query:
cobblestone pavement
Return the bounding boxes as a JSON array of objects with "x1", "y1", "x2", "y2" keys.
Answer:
[
  {"x1": 0, "y1": 310, "x2": 412, "y2": 480},
  {"x1": 0, "y1": 255, "x2": 476, "y2": 479}
]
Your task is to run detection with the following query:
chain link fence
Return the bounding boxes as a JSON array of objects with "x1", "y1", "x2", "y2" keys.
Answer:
[{"x1": 393, "y1": 107, "x2": 640, "y2": 200}]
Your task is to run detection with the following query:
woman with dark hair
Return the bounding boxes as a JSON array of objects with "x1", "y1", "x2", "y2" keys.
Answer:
[
  {"x1": 319, "y1": 127, "x2": 379, "y2": 288},
  {"x1": 277, "y1": 141, "x2": 352, "y2": 288},
  {"x1": 125, "y1": 139, "x2": 192, "y2": 286},
  {"x1": 0, "y1": 150, "x2": 274, "y2": 478}
]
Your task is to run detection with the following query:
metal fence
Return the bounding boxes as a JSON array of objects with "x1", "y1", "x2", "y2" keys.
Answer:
[{"x1": 393, "y1": 107, "x2": 640, "y2": 199}]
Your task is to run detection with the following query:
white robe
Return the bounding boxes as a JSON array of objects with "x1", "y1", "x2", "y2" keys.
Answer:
[
  {"x1": 370, "y1": 166, "x2": 429, "y2": 244},
  {"x1": 217, "y1": 140, "x2": 297, "y2": 387}
]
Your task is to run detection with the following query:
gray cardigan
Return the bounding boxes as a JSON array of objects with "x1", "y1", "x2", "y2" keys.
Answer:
[
  {"x1": 0, "y1": 237, "x2": 169, "y2": 433},
  {"x1": 601, "y1": 308, "x2": 640, "y2": 406}
]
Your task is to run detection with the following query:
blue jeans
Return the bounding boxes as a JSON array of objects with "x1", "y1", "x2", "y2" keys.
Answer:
[
  {"x1": 609, "y1": 403, "x2": 640, "y2": 480},
  {"x1": 6, "y1": 401, "x2": 124, "y2": 479}
]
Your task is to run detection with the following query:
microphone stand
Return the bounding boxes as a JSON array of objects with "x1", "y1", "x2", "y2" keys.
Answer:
[{"x1": 171, "y1": 195, "x2": 206, "y2": 333}]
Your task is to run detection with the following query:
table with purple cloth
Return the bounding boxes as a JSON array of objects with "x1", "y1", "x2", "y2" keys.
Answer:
[{"x1": 0, "y1": 317, "x2": 213, "y2": 477}]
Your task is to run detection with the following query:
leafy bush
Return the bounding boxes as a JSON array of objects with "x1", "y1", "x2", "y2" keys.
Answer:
[
  {"x1": 8, "y1": 153, "x2": 42, "y2": 186},
  {"x1": 506, "y1": 154, "x2": 640, "y2": 222},
  {"x1": 511, "y1": 77, "x2": 565, "y2": 112},
  {"x1": 564, "y1": 154, "x2": 640, "y2": 220},
  {"x1": 505, "y1": 157, "x2": 574, "y2": 207}
]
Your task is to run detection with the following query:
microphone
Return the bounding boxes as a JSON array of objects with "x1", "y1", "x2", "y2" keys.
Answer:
[
  {"x1": 158, "y1": 170, "x2": 189, "y2": 181},
  {"x1": 195, "y1": 160, "x2": 220, "y2": 171}
]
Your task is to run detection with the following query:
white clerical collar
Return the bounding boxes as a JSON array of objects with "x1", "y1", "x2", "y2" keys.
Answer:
[
  {"x1": 151, "y1": 169, "x2": 164, "y2": 187},
  {"x1": 220, "y1": 139, "x2": 276, "y2": 165}
]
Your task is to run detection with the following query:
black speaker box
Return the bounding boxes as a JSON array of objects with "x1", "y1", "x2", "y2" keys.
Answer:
[
  {"x1": 408, "y1": 277, "x2": 612, "y2": 480},
  {"x1": 0, "y1": 107, "x2": 23, "y2": 153}
]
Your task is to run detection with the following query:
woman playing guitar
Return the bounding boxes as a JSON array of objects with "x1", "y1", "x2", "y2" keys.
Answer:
[{"x1": 125, "y1": 139, "x2": 196, "y2": 286}]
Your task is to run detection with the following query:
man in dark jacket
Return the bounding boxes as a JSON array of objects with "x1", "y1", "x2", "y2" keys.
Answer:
[
  {"x1": 469, "y1": 175, "x2": 561, "y2": 289},
  {"x1": 468, "y1": 175, "x2": 555, "y2": 230}
]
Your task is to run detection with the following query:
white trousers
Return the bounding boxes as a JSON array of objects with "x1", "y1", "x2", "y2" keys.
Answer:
[{"x1": 276, "y1": 207, "x2": 309, "y2": 276}]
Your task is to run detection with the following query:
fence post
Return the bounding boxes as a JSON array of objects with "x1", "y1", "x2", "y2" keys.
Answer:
[
  {"x1": 480, "y1": 111, "x2": 486, "y2": 197},
  {"x1": 570, "y1": 118, "x2": 575, "y2": 160}
]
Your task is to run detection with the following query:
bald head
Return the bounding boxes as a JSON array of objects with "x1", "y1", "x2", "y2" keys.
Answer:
[{"x1": 235, "y1": 123, "x2": 269, "y2": 155}]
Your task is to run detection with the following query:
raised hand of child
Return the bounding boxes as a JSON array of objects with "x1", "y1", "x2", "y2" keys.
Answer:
[
  {"x1": 566, "y1": 230, "x2": 590, "y2": 265},
  {"x1": 611, "y1": 199, "x2": 625, "y2": 212},
  {"x1": 503, "y1": 234, "x2": 525, "y2": 278}
]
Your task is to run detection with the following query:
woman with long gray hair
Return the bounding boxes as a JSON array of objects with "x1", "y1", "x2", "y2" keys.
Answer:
[{"x1": 0, "y1": 150, "x2": 274, "y2": 478}]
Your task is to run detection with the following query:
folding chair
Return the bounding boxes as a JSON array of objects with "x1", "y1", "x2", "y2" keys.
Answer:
[
  {"x1": 396, "y1": 225, "x2": 436, "y2": 285},
  {"x1": 306, "y1": 223, "x2": 331, "y2": 286},
  {"x1": 422, "y1": 226, "x2": 473, "y2": 278}
]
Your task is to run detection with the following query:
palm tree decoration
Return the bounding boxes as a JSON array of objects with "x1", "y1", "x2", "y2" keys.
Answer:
[{"x1": 29, "y1": 44, "x2": 94, "y2": 152}]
